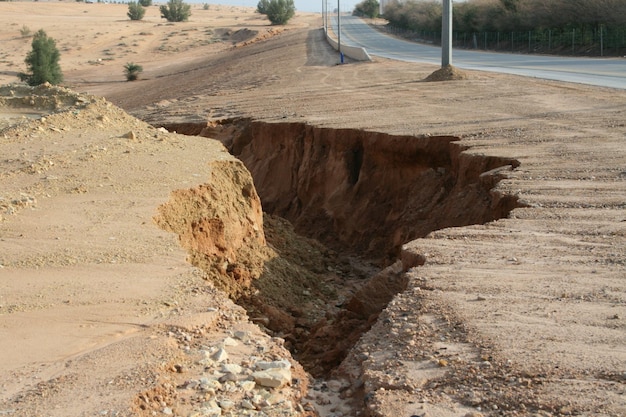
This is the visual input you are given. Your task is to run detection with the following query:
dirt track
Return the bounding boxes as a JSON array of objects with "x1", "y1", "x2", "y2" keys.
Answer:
[{"x1": 1, "y1": 2, "x2": 625, "y2": 417}]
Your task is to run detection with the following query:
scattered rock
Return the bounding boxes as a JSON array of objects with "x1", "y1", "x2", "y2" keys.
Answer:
[
  {"x1": 252, "y1": 368, "x2": 292, "y2": 388},
  {"x1": 256, "y1": 359, "x2": 291, "y2": 371},
  {"x1": 211, "y1": 348, "x2": 228, "y2": 362}
]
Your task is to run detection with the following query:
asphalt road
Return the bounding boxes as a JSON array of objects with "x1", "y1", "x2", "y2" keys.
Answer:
[{"x1": 332, "y1": 16, "x2": 626, "y2": 90}]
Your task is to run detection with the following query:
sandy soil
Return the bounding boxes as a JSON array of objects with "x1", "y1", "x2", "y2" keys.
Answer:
[{"x1": 1, "y1": 2, "x2": 625, "y2": 417}]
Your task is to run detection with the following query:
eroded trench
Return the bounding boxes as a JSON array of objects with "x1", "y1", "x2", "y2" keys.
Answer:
[{"x1": 156, "y1": 119, "x2": 521, "y2": 379}]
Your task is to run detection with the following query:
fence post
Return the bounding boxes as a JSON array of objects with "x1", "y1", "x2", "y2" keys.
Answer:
[
  {"x1": 600, "y1": 24, "x2": 604, "y2": 57},
  {"x1": 548, "y1": 29, "x2": 551, "y2": 51}
]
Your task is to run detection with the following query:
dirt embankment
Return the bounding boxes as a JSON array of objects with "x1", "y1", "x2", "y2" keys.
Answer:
[{"x1": 0, "y1": 84, "x2": 312, "y2": 417}]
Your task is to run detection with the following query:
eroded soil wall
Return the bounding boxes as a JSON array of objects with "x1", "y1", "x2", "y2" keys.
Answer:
[{"x1": 230, "y1": 121, "x2": 521, "y2": 260}]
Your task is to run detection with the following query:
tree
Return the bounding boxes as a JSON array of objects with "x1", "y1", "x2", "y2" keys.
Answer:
[
  {"x1": 127, "y1": 1, "x2": 146, "y2": 20},
  {"x1": 19, "y1": 29, "x2": 63, "y2": 86},
  {"x1": 353, "y1": 0, "x2": 379, "y2": 18},
  {"x1": 265, "y1": 0, "x2": 295, "y2": 25},
  {"x1": 124, "y1": 62, "x2": 143, "y2": 81},
  {"x1": 160, "y1": 0, "x2": 191, "y2": 22},
  {"x1": 138, "y1": 0, "x2": 152, "y2": 6},
  {"x1": 257, "y1": 0, "x2": 270, "y2": 15}
]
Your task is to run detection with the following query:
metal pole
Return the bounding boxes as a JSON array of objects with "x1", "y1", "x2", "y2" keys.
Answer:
[
  {"x1": 441, "y1": 0, "x2": 452, "y2": 66},
  {"x1": 337, "y1": 0, "x2": 341, "y2": 54},
  {"x1": 325, "y1": 0, "x2": 329, "y2": 32},
  {"x1": 338, "y1": 0, "x2": 343, "y2": 62},
  {"x1": 322, "y1": 0, "x2": 326, "y2": 33},
  {"x1": 600, "y1": 24, "x2": 604, "y2": 57}
]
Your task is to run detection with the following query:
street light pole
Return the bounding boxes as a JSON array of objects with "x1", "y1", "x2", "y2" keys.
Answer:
[
  {"x1": 323, "y1": 0, "x2": 327, "y2": 33},
  {"x1": 442, "y1": 0, "x2": 452, "y2": 66},
  {"x1": 337, "y1": 0, "x2": 342, "y2": 58}
]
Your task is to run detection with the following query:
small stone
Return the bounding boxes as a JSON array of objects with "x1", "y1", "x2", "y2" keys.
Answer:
[
  {"x1": 211, "y1": 348, "x2": 228, "y2": 362},
  {"x1": 239, "y1": 380, "x2": 256, "y2": 392},
  {"x1": 252, "y1": 368, "x2": 292, "y2": 388},
  {"x1": 199, "y1": 377, "x2": 222, "y2": 392},
  {"x1": 241, "y1": 399, "x2": 256, "y2": 410},
  {"x1": 223, "y1": 337, "x2": 238, "y2": 346},
  {"x1": 162, "y1": 407, "x2": 173, "y2": 415},
  {"x1": 326, "y1": 379, "x2": 344, "y2": 392},
  {"x1": 218, "y1": 373, "x2": 239, "y2": 383},
  {"x1": 234, "y1": 330, "x2": 251, "y2": 342},
  {"x1": 256, "y1": 360, "x2": 291, "y2": 370},
  {"x1": 218, "y1": 399, "x2": 234, "y2": 410},
  {"x1": 221, "y1": 363, "x2": 242, "y2": 374},
  {"x1": 199, "y1": 401, "x2": 222, "y2": 416}
]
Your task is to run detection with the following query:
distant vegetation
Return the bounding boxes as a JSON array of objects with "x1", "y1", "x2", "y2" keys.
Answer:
[
  {"x1": 257, "y1": 0, "x2": 296, "y2": 25},
  {"x1": 160, "y1": 0, "x2": 191, "y2": 22},
  {"x1": 124, "y1": 62, "x2": 143, "y2": 81},
  {"x1": 353, "y1": 0, "x2": 380, "y2": 19},
  {"x1": 19, "y1": 29, "x2": 63, "y2": 86},
  {"x1": 379, "y1": 0, "x2": 626, "y2": 55},
  {"x1": 127, "y1": 1, "x2": 146, "y2": 21},
  {"x1": 20, "y1": 25, "x2": 32, "y2": 37}
]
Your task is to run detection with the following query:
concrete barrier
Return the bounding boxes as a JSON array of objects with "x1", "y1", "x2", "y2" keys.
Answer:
[{"x1": 325, "y1": 29, "x2": 372, "y2": 62}]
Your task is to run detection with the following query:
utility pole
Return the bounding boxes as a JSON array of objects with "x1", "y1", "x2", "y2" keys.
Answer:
[
  {"x1": 322, "y1": 0, "x2": 326, "y2": 33},
  {"x1": 338, "y1": 0, "x2": 343, "y2": 63},
  {"x1": 442, "y1": 0, "x2": 452, "y2": 66}
]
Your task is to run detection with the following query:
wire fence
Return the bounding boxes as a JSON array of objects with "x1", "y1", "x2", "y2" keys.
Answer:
[{"x1": 386, "y1": 25, "x2": 626, "y2": 57}]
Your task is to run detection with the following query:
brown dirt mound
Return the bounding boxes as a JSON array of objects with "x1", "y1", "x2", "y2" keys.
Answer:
[{"x1": 423, "y1": 64, "x2": 468, "y2": 82}]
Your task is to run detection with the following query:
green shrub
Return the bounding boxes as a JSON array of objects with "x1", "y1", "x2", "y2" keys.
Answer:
[
  {"x1": 203, "y1": 3, "x2": 210, "y2": 10},
  {"x1": 265, "y1": 0, "x2": 295, "y2": 25},
  {"x1": 257, "y1": 0, "x2": 269, "y2": 14},
  {"x1": 353, "y1": 0, "x2": 379, "y2": 18},
  {"x1": 127, "y1": 1, "x2": 146, "y2": 21},
  {"x1": 124, "y1": 62, "x2": 143, "y2": 81},
  {"x1": 18, "y1": 29, "x2": 63, "y2": 86},
  {"x1": 160, "y1": 0, "x2": 191, "y2": 22},
  {"x1": 138, "y1": 0, "x2": 152, "y2": 6}
]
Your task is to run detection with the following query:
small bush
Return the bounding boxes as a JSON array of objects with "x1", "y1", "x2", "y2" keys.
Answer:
[
  {"x1": 353, "y1": 0, "x2": 379, "y2": 18},
  {"x1": 20, "y1": 25, "x2": 31, "y2": 37},
  {"x1": 138, "y1": 0, "x2": 152, "y2": 6},
  {"x1": 265, "y1": 0, "x2": 295, "y2": 25},
  {"x1": 160, "y1": 0, "x2": 191, "y2": 22},
  {"x1": 127, "y1": 2, "x2": 146, "y2": 21},
  {"x1": 124, "y1": 62, "x2": 143, "y2": 81},
  {"x1": 203, "y1": 3, "x2": 210, "y2": 10},
  {"x1": 18, "y1": 29, "x2": 63, "y2": 86}
]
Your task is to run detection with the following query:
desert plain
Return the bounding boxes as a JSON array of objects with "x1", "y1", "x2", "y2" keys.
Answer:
[{"x1": 0, "y1": 1, "x2": 625, "y2": 417}]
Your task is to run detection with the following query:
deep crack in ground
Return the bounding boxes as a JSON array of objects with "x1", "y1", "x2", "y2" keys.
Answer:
[{"x1": 160, "y1": 119, "x2": 523, "y2": 386}]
